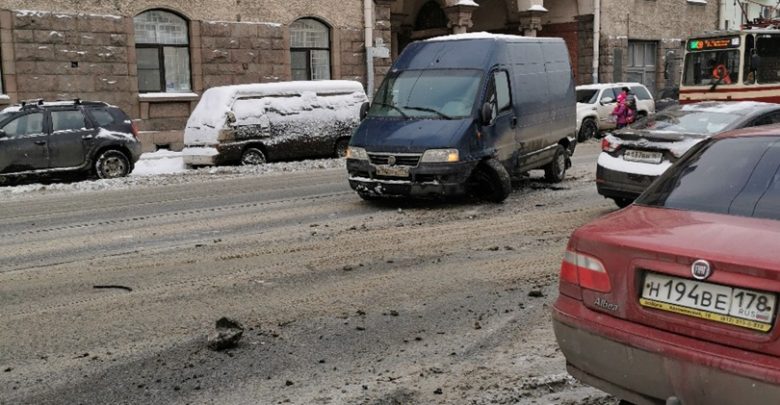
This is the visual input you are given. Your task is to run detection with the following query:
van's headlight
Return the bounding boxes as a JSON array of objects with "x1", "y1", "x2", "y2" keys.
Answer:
[
  {"x1": 346, "y1": 146, "x2": 368, "y2": 160},
  {"x1": 421, "y1": 149, "x2": 459, "y2": 163}
]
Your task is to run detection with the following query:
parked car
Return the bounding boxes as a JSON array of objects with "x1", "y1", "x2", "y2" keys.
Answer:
[
  {"x1": 597, "y1": 101, "x2": 780, "y2": 207},
  {"x1": 0, "y1": 99, "x2": 141, "y2": 184},
  {"x1": 654, "y1": 86, "x2": 679, "y2": 112},
  {"x1": 182, "y1": 81, "x2": 368, "y2": 166},
  {"x1": 576, "y1": 82, "x2": 655, "y2": 141},
  {"x1": 553, "y1": 125, "x2": 780, "y2": 405},
  {"x1": 347, "y1": 33, "x2": 576, "y2": 203}
]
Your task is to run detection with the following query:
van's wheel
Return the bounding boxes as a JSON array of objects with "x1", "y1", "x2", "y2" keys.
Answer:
[
  {"x1": 335, "y1": 138, "x2": 350, "y2": 158},
  {"x1": 472, "y1": 158, "x2": 511, "y2": 203},
  {"x1": 241, "y1": 147, "x2": 267, "y2": 165},
  {"x1": 613, "y1": 197, "x2": 633, "y2": 208},
  {"x1": 95, "y1": 150, "x2": 131, "y2": 179},
  {"x1": 544, "y1": 145, "x2": 567, "y2": 183},
  {"x1": 578, "y1": 118, "x2": 598, "y2": 141}
]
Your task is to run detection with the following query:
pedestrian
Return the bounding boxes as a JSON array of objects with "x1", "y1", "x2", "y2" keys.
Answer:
[
  {"x1": 611, "y1": 92, "x2": 633, "y2": 129},
  {"x1": 622, "y1": 87, "x2": 636, "y2": 124}
]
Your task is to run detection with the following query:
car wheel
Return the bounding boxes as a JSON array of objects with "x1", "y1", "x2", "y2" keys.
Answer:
[
  {"x1": 335, "y1": 138, "x2": 350, "y2": 158},
  {"x1": 471, "y1": 158, "x2": 511, "y2": 203},
  {"x1": 95, "y1": 150, "x2": 130, "y2": 179},
  {"x1": 241, "y1": 147, "x2": 267, "y2": 165},
  {"x1": 578, "y1": 118, "x2": 598, "y2": 141},
  {"x1": 544, "y1": 145, "x2": 567, "y2": 183},
  {"x1": 613, "y1": 197, "x2": 633, "y2": 208}
]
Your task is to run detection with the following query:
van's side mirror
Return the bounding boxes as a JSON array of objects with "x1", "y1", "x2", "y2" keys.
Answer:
[
  {"x1": 480, "y1": 102, "x2": 494, "y2": 125},
  {"x1": 360, "y1": 102, "x2": 369, "y2": 120},
  {"x1": 601, "y1": 97, "x2": 615, "y2": 105}
]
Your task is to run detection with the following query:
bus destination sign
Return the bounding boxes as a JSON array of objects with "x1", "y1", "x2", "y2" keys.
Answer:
[{"x1": 688, "y1": 37, "x2": 740, "y2": 50}]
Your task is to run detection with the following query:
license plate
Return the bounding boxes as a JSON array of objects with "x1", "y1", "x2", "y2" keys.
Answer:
[
  {"x1": 623, "y1": 149, "x2": 663, "y2": 164},
  {"x1": 640, "y1": 272, "x2": 776, "y2": 332},
  {"x1": 375, "y1": 165, "x2": 409, "y2": 178}
]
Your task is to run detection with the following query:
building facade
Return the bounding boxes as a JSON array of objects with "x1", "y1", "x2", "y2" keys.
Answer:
[
  {"x1": 0, "y1": 0, "x2": 717, "y2": 151},
  {"x1": 721, "y1": 0, "x2": 779, "y2": 30}
]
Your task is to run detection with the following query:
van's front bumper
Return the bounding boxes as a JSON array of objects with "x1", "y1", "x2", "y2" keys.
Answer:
[
  {"x1": 346, "y1": 159, "x2": 477, "y2": 197},
  {"x1": 553, "y1": 294, "x2": 780, "y2": 405}
]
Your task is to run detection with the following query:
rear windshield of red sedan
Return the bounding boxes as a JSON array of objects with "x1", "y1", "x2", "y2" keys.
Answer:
[{"x1": 637, "y1": 136, "x2": 780, "y2": 221}]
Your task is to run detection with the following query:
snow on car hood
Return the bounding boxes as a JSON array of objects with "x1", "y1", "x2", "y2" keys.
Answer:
[{"x1": 604, "y1": 132, "x2": 704, "y2": 157}]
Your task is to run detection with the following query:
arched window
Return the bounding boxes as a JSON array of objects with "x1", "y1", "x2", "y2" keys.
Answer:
[
  {"x1": 290, "y1": 18, "x2": 331, "y2": 81},
  {"x1": 415, "y1": 1, "x2": 448, "y2": 31},
  {"x1": 134, "y1": 10, "x2": 191, "y2": 93}
]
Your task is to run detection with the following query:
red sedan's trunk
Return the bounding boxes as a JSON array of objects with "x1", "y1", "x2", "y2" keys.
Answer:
[{"x1": 569, "y1": 205, "x2": 780, "y2": 356}]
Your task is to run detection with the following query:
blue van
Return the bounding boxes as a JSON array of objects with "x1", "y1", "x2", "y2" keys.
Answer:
[{"x1": 346, "y1": 33, "x2": 576, "y2": 202}]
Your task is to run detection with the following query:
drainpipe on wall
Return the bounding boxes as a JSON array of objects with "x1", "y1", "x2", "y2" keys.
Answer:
[
  {"x1": 364, "y1": 0, "x2": 375, "y2": 100},
  {"x1": 592, "y1": 0, "x2": 600, "y2": 84}
]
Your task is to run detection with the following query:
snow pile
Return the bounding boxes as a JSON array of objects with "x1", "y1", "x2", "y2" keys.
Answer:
[
  {"x1": 184, "y1": 81, "x2": 367, "y2": 146},
  {"x1": 0, "y1": 157, "x2": 345, "y2": 199},
  {"x1": 131, "y1": 150, "x2": 187, "y2": 177}
]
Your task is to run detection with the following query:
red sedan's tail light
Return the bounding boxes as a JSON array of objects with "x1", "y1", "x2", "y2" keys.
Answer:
[
  {"x1": 601, "y1": 137, "x2": 620, "y2": 153},
  {"x1": 131, "y1": 121, "x2": 139, "y2": 138},
  {"x1": 560, "y1": 250, "x2": 612, "y2": 293}
]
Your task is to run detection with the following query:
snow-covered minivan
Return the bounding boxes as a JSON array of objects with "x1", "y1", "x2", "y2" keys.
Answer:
[{"x1": 183, "y1": 81, "x2": 368, "y2": 166}]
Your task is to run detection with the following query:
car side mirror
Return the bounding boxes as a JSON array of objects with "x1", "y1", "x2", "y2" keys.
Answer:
[
  {"x1": 0, "y1": 129, "x2": 6, "y2": 138},
  {"x1": 480, "y1": 102, "x2": 494, "y2": 125},
  {"x1": 601, "y1": 97, "x2": 615, "y2": 105},
  {"x1": 360, "y1": 102, "x2": 369, "y2": 120}
]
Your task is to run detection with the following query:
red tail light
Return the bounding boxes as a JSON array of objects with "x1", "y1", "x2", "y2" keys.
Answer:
[
  {"x1": 560, "y1": 250, "x2": 612, "y2": 293},
  {"x1": 131, "y1": 121, "x2": 139, "y2": 138},
  {"x1": 601, "y1": 137, "x2": 620, "y2": 153}
]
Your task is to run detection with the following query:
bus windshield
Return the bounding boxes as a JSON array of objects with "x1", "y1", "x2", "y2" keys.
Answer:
[{"x1": 683, "y1": 50, "x2": 739, "y2": 86}]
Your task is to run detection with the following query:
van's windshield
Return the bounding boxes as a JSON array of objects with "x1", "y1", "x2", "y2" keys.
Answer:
[{"x1": 368, "y1": 69, "x2": 482, "y2": 119}]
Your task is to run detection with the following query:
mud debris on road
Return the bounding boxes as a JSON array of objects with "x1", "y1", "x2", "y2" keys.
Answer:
[{"x1": 0, "y1": 141, "x2": 619, "y2": 404}]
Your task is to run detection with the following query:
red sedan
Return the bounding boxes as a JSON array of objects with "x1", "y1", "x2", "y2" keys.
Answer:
[{"x1": 553, "y1": 125, "x2": 780, "y2": 404}]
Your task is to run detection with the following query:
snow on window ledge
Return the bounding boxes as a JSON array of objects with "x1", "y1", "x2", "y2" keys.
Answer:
[
  {"x1": 687, "y1": 0, "x2": 707, "y2": 4},
  {"x1": 138, "y1": 92, "x2": 199, "y2": 102},
  {"x1": 0, "y1": 95, "x2": 11, "y2": 104}
]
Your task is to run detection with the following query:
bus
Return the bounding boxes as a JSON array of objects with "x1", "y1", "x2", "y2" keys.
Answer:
[{"x1": 680, "y1": 25, "x2": 780, "y2": 103}]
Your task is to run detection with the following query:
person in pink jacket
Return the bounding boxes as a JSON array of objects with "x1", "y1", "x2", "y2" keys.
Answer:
[{"x1": 611, "y1": 92, "x2": 634, "y2": 129}]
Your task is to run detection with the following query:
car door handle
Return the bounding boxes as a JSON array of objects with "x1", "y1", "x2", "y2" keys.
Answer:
[
  {"x1": 511, "y1": 117, "x2": 518, "y2": 128},
  {"x1": 82, "y1": 135, "x2": 94, "y2": 140},
  {"x1": 34, "y1": 140, "x2": 46, "y2": 145}
]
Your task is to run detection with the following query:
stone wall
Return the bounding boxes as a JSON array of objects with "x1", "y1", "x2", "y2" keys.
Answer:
[
  {"x1": 199, "y1": 21, "x2": 289, "y2": 88},
  {"x1": 2, "y1": 10, "x2": 136, "y2": 116},
  {"x1": 598, "y1": 0, "x2": 717, "y2": 92},
  {"x1": 0, "y1": 2, "x2": 371, "y2": 151}
]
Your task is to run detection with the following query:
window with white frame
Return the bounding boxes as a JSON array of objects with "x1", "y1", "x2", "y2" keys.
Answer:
[
  {"x1": 290, "y1": 18, "x2": 331, "y2": 81},
  {"x1": 134, "y1": 10, "x2": 192, "y2": 93}
]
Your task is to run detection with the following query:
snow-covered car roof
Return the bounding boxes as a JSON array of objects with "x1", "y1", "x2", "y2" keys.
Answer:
[
  {"x1": 677, "y1": 101, "x2": 779, "y2": 115},
  {"x1": 425, "y1": 32, "x2": 562, "y2": 43},
  {"x1": 184, "y1": 80, "x2": 367, "y2": 145},
  {"x1": 576, "y1": 82, "x2": 647, "y2": 91}
]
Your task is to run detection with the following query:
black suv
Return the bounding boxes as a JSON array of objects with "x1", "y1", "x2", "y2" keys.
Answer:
[{"x1": 0, "y1": 99, "x2": 141, "y2": 183}]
